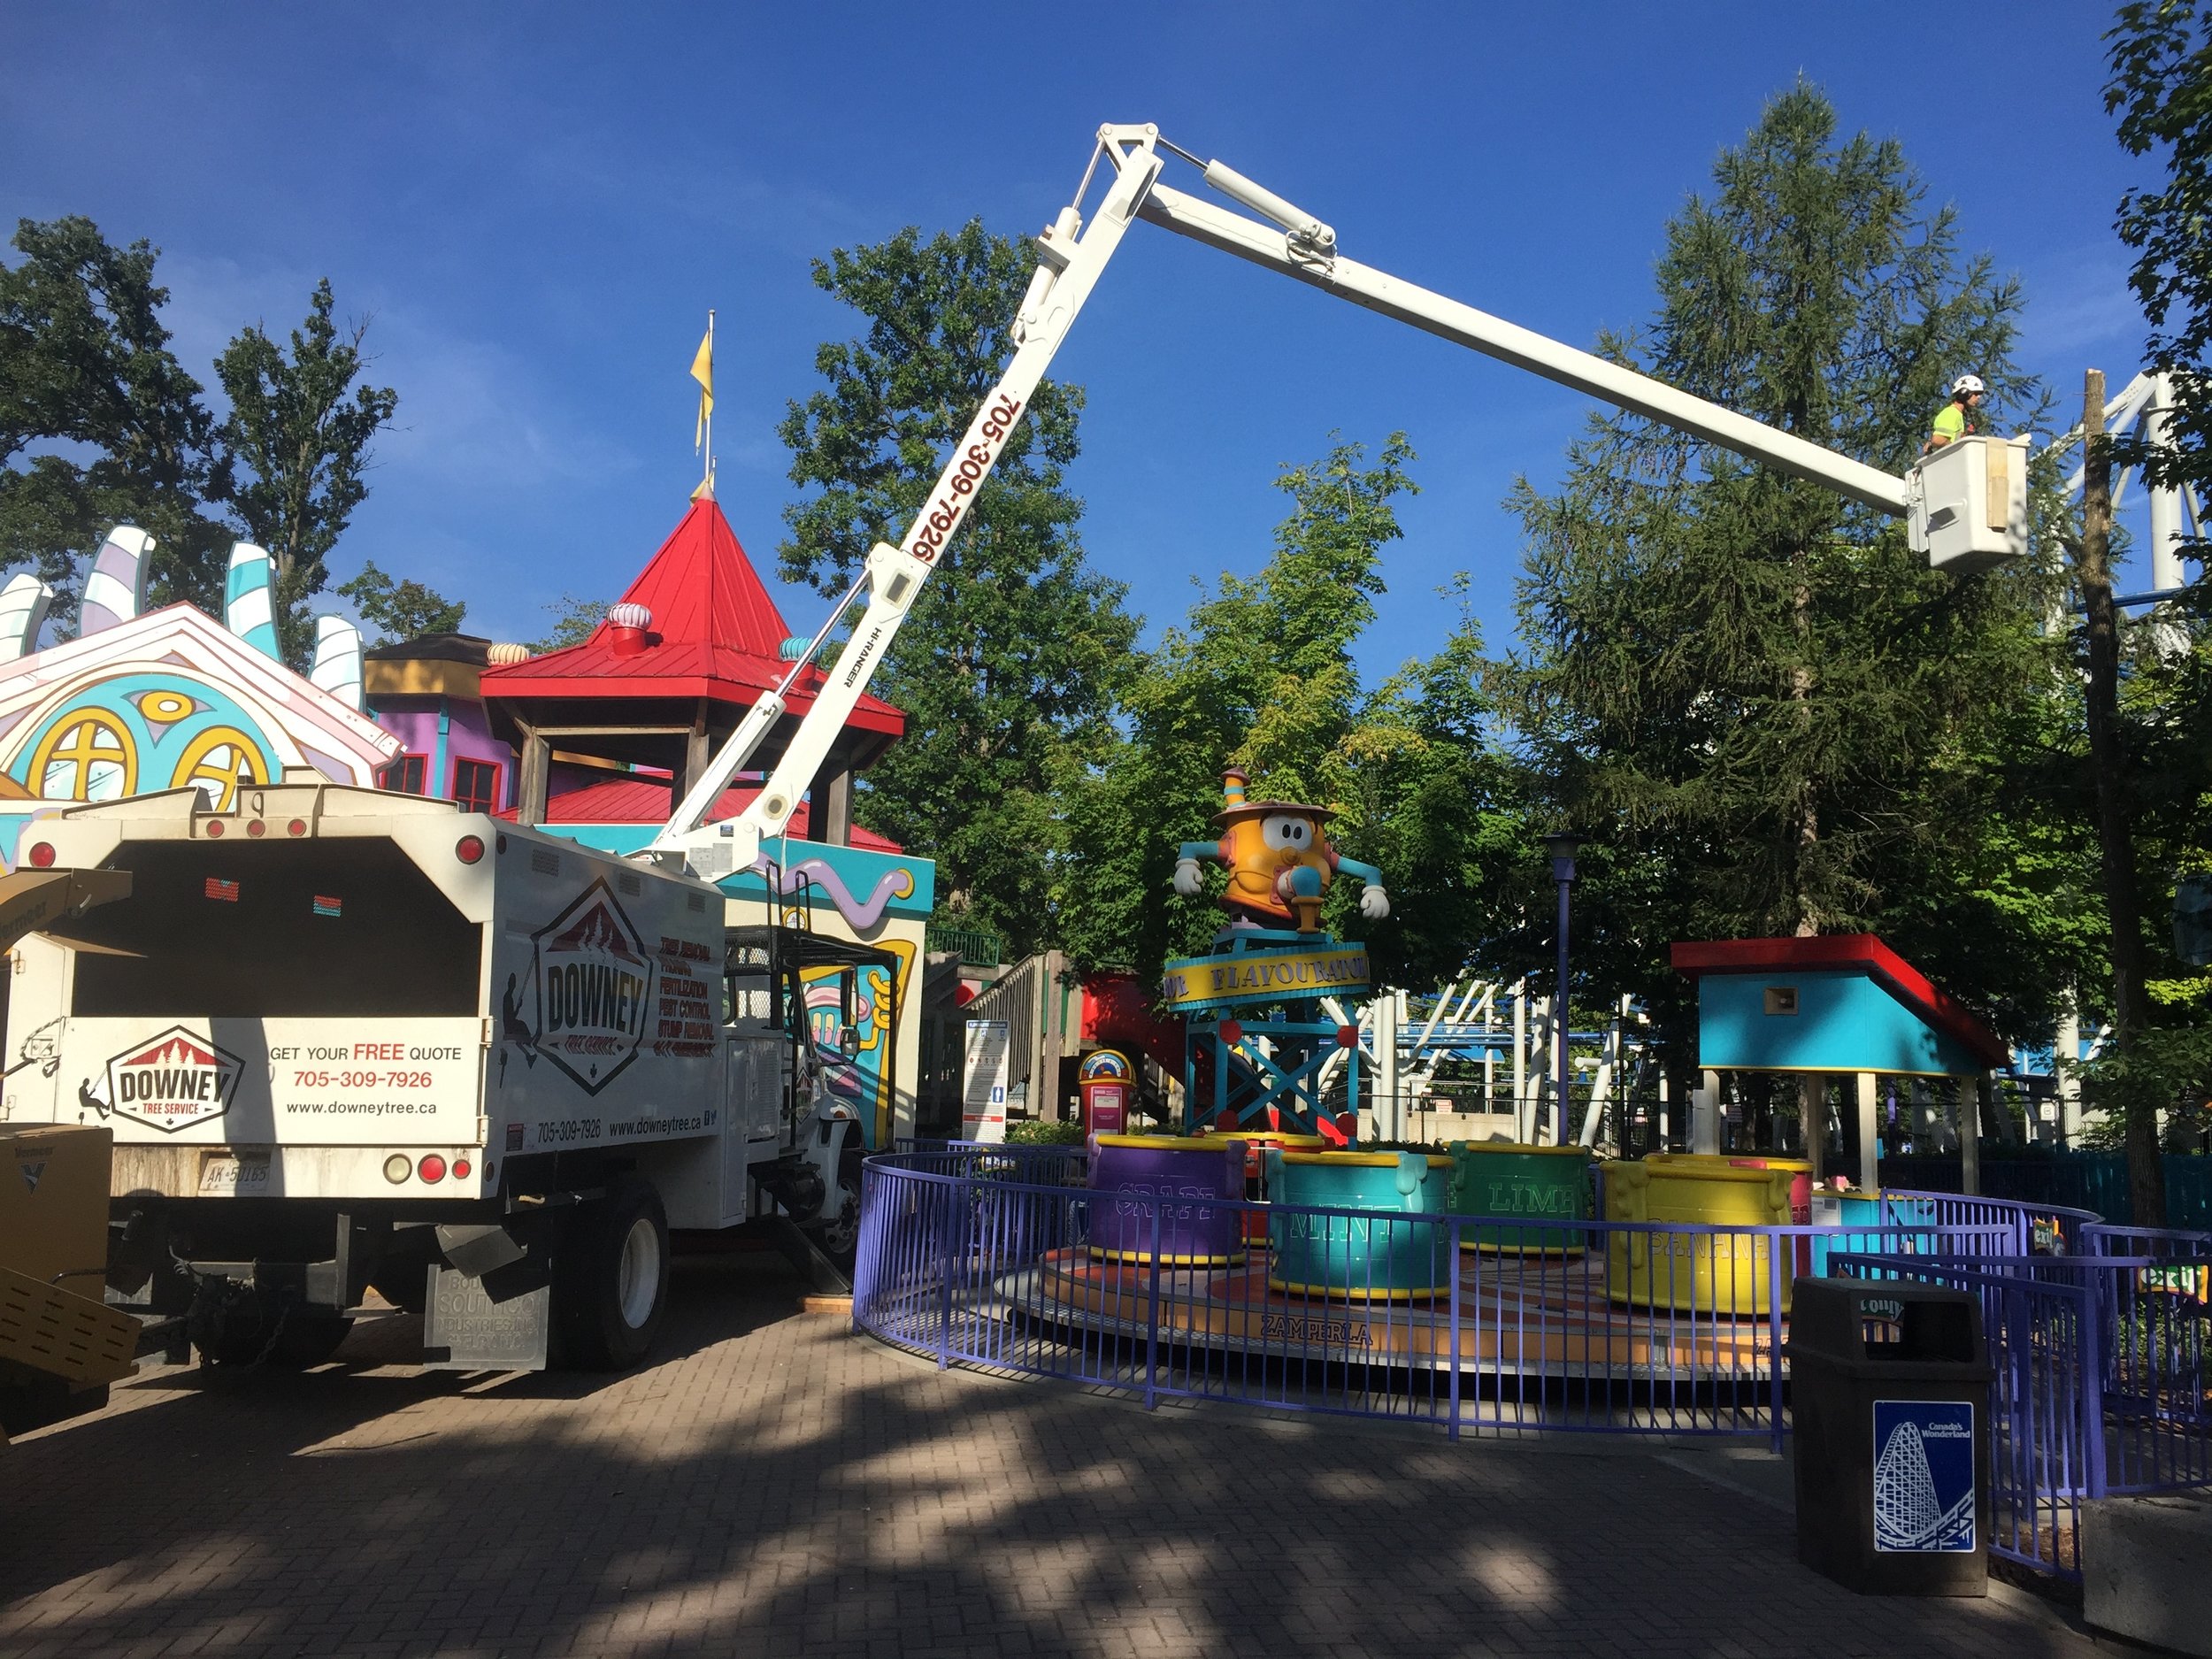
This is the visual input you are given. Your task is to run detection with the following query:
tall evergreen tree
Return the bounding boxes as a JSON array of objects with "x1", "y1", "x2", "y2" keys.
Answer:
[
  {"x1": 778, "y1": 221, "x2": 1138, "y2": 956},
  {"x1": 1495, "y1": 82, "x2": 2070, "y2": 1082},
  {"x1": 0, "y1": 216, "x2": 230, "y2": 623},
  {"x1": 216, "y1": 278, "x2": 402, "y2": 665}
]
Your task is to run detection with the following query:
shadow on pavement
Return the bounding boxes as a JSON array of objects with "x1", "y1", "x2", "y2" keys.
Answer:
[{"x1": 0, "y1": 1249, "x2": 2099, "y2": 1659}]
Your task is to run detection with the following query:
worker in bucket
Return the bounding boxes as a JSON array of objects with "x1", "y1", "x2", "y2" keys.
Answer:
[{"x1": 1924, "y1": 373, "x2": 1985, "y2": 453}]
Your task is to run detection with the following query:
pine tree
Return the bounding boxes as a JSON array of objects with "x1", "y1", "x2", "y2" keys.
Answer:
[
  {"x1": 1496, "y1": 81, "x2": 2070, "y2": 1079},
  {"x1": 778, "y1": 221, "x2": 1138, "y2": 956}
]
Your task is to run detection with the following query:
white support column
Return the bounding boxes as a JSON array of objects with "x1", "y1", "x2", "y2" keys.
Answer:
[
  {"x1": 1375, "y1": 988, "x2": 1403, "y2": 1144},
  {"x1": 1855, "y1": 1071, "x2": 1880, "y2": 1193},
  {"x1": 1512, "y1": 982, "x2": 1528, "y2": 1141},
  {"x1": 1959, "y1": 1075, "x2": 1982, "y2": 1197},
  {"x1": 1691, "y1": 1070, "x2": 1722, "y2": 1156},
  {"x1": 2057, "y1": 1005, "x2": 2083, "y2": 1148}
]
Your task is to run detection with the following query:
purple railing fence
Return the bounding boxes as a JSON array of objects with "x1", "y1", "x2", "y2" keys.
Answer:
[
  {"x1": 856, "y1": 1148, "x2": 2200, "y2": 1580},
  {"x1": 857, "y1": 1150, "x2": 2006, "y2": 1448},
  {"x1": 1830, "y1": 1246, "x2": 2212, "y2": 1579}
]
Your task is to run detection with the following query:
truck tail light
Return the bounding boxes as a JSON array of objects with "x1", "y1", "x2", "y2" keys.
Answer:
[
  {"x1": 456, "y1": 835, "x2": 485, "y2": 864},
  {"x1": 419, "y1": 1153, "x2": 448, "y2": 1183},
  {"x1": 452, "y1": 1157, "x2": 472, "y2": 1180},
  {"x1": 27, "y1": 841, "x2": 54, "y2": 868},
  {"x1": 383, "y1": 1154, "x2": 412, "y2": 1184},
  {"x1": 287, "y1": 818, "x2": 307, "y2": 837}
]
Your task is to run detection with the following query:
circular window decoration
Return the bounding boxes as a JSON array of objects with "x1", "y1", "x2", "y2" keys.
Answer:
[
  {"x1": 169, "y1": 726, "x2": 270, "y2": 811},
  {"x1": 30, "y1": 711, "x2": 136, "y2": 802}
]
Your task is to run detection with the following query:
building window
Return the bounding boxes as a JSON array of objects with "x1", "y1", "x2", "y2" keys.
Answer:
[
  {"x1": 380, "y1": 754, "x2": 426, "y2": 795},
  {"x1": 452, "y1": 757, "x2": 502, "y2": 815}
]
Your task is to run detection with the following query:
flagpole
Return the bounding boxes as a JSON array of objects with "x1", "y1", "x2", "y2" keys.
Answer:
[{"x1": 703, "y1": 308, "x2": 715, "y2": 496}]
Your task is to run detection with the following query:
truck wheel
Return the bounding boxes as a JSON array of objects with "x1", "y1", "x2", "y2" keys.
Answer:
[{"x1": 554, "y1": 1177, "x2": 668, "y2": 1371}]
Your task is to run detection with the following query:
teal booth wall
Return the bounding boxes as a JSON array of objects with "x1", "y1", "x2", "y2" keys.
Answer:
[{"x1": 1697, "y1": 970, "x2": 1985, "y2": 1078}]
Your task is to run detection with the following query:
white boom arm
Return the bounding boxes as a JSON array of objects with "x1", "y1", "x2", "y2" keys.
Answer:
[
  {"x1": 647, "y1": 134, "x2": 1163, "y2": 874},
  {"x1": 652, "y1": 122, "x2": 1992, "y2": 877}
]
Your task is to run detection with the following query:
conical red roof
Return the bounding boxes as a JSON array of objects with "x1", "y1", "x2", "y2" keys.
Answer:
[{"x1": 480, "y1": 498, "x2": 902, "y2": 736}]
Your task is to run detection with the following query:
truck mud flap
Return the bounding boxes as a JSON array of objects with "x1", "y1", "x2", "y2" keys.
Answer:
[{"x1": 421, "y1": 1251, "x2": 550, "y2": 1371}]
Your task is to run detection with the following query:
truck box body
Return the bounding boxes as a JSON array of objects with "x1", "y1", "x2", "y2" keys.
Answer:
[{"x1": 2, "y1": 785, "x2": 780, "y2": 1228}]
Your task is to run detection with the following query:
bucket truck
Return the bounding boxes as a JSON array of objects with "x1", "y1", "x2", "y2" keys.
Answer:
[{"x1": 0, "y1": 125, "x2": 2025, "y2": 1378}]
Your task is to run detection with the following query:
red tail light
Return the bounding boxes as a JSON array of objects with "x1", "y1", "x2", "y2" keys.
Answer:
[{"x1": 418, "y1": 1154, "x2": 448, "y2": 1183}]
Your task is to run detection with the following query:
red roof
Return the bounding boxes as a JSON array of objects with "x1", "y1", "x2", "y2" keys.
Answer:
[
  {"x1": 1670, "y1": 934, "x2": 2008, "y2": 1068},
  {"x1": 480, "y1": 499, "x2": 902, "y2": 736},
  {"x1": 498, "y1": 774, "x2": 901, "y2": 852}
]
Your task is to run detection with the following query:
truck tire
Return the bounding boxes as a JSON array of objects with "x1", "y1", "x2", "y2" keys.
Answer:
[
  {"x1": 553, "y1": 1177, "x2": 668, "y2": 1371},
  {"x1": 808, "y1": 1152, "x2": 864, "y2": 1269}
]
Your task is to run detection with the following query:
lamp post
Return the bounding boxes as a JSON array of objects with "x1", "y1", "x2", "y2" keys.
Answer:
[{"x1": 1540, "y1": 833, "x2": 1585, "y2": 1144}]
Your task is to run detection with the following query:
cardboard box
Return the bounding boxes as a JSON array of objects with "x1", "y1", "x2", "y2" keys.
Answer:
[{"x1": 0, "y1": 1123, "x2": 111, "y2": 1301}]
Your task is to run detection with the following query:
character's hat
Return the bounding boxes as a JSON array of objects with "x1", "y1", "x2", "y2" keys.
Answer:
[{"x1": 1210, "y1": 766, "x2": 1335, "y2": 827}]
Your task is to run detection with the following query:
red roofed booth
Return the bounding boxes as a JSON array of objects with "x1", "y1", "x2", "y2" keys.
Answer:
[{"x1": 480, "y1": 498, "x2": 902, "y2": 841}]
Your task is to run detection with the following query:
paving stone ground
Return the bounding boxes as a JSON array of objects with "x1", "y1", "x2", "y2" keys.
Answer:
[{"x1": 0, "y1": 1249, "x2": 2117, "y2": 1659}]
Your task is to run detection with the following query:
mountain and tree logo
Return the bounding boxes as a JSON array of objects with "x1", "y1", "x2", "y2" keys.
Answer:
[
  {"x1": 81, "y1": 1026, "x2": 244, "y2": 1133},
  {"x1": 516, "y1": 879, "x2": 657, "y2": 1095}
]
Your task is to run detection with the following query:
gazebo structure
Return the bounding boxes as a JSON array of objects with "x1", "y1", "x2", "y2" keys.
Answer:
[
  {"x1": 479, "y1": 497, "x2": 903, "y2": 841},
  {"x1": 1671, "y1": 934, "x2": 2010, "y2": 1194}
]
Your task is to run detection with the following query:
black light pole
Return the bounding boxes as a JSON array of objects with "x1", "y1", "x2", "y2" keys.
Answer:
[{"x1": 1540, "y1": 833, "x2": 1585, "y2": 1140}]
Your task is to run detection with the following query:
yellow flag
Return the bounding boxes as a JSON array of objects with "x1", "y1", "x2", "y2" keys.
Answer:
[{"x1": 690, "y1": 325, "x2": 713, "y2": 449}]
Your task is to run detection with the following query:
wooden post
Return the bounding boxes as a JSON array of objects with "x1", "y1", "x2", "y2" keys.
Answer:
[
  {"x1": 672, "y1": 699, "x2": 710, "y2": 806},
  {"x1": 515, "y1": 718, "x2": 550, "y2": 827},
  {"x1": 805, "y1": 762, "x2": 854, "y2": 847},
  {"x1": 1855, "y1": 1071, "x2": 1879, "y2": 1192}
]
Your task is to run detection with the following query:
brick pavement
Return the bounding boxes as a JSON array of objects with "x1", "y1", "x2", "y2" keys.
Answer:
[{"x1": 0, "y1": 1251, "x2": 2115, "y2": 1659}]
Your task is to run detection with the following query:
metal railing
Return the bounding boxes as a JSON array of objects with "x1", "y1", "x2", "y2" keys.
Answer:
[
  {"x1": 856, "y1": 1149, "x2": 2013, "y2": 1454},
  {"x1": 1832, "y1": 1245, "x2": 2212, "y2": 1580},
  {"x1": 925, "y1": 924, "x2": 1005, "y2": 968}
]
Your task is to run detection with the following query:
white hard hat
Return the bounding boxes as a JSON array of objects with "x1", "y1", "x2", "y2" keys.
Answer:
[{"x1": 1951, "y1": 373, "x2": 1986, "y2": 397}]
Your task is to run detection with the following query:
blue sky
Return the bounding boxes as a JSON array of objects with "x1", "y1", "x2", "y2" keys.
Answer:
[{"x1": 1, "y1": 2, "x2": 2161, "y2": 683}]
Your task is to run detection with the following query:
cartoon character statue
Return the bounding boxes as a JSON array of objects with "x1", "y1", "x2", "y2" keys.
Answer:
[{"x1": 1172, "y1": 768, "x2": 1388, "y2": 935}]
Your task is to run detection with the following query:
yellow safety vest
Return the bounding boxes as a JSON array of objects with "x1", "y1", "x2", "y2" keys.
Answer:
[{"x1": 1932, "y1": 402, "x2": 1970, "y2": 445}]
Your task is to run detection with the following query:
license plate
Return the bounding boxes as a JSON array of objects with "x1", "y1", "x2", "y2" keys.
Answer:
[{"x1": 198, "y1": 1154, "x2": 272, "y2": 1196}]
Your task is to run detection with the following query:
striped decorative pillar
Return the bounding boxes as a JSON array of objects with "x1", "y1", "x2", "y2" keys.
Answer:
[
  {"x1": 224, "y1": 542, "x2": 281, "y2": 661},
  {"x1": 311, "y1": 616, "x2": 364, "y2": 710},
  {"x1": 0, "y1": 572, "x2": 55, "y2": 661},
  {"x1": 80, "y1": 526, "x2": 153, "y2": 635}
]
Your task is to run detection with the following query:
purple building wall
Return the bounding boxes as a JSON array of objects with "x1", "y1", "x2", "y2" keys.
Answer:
[{"x1": 372, "y1": 695, "x2": 515, "y2": 810}]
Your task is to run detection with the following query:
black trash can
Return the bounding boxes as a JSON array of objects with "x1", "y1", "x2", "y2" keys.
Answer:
[{"x1": 1789, "y1": 1277, "x2": 1992, "y2": 1596}]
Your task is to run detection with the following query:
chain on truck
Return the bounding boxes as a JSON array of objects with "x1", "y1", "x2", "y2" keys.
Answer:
[{"x1": 0, "y1": 123, "x2": 2025, "y2": 1373}]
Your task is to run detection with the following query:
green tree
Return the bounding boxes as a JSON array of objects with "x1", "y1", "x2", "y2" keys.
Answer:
[
  {"x1": 778, "y1": 221, "x2": 1138, "y2": 955},
  {"x1": 1495, "y1": 81, "x2": 2071, "y2": 1095},
  {"x1": 0, "y1": 216, "x2": 230, "y2": 625},
  {"x1": 215, "y1": 279, "x2": 399, "y2": 664},
  {"x1": 2108, "y1": 0, "x2": 2212, "y2": 499},
  {"x1": 530, "y1": 594, "x2": 609, "y2": 653},
  {"x1": 337, "y1": 560, "x2": 465, "y2": 644},
  {"x1": 1057, "y1": 434, "x2": 1529, "y2": 990},
  {"x1": 2090, "y1": 0, "x2": 2212, "y2": 1208}
]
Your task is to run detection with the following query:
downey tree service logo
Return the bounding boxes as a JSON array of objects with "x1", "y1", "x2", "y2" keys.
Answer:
[
  {"x1": 82, "y1": 1026, "x2": 244, "y2": 1133},
  {"x1": 523, "y1": 879, "x2": 657, "y2": 1094}
]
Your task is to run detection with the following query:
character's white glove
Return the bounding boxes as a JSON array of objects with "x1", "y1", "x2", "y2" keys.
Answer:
[
  {"x1": 1172, "y1": 857, "x2": 1204, "y2": 896},
  {"x1": 1359, "y1": 884, "x2": 1390, "y2": 920}
]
